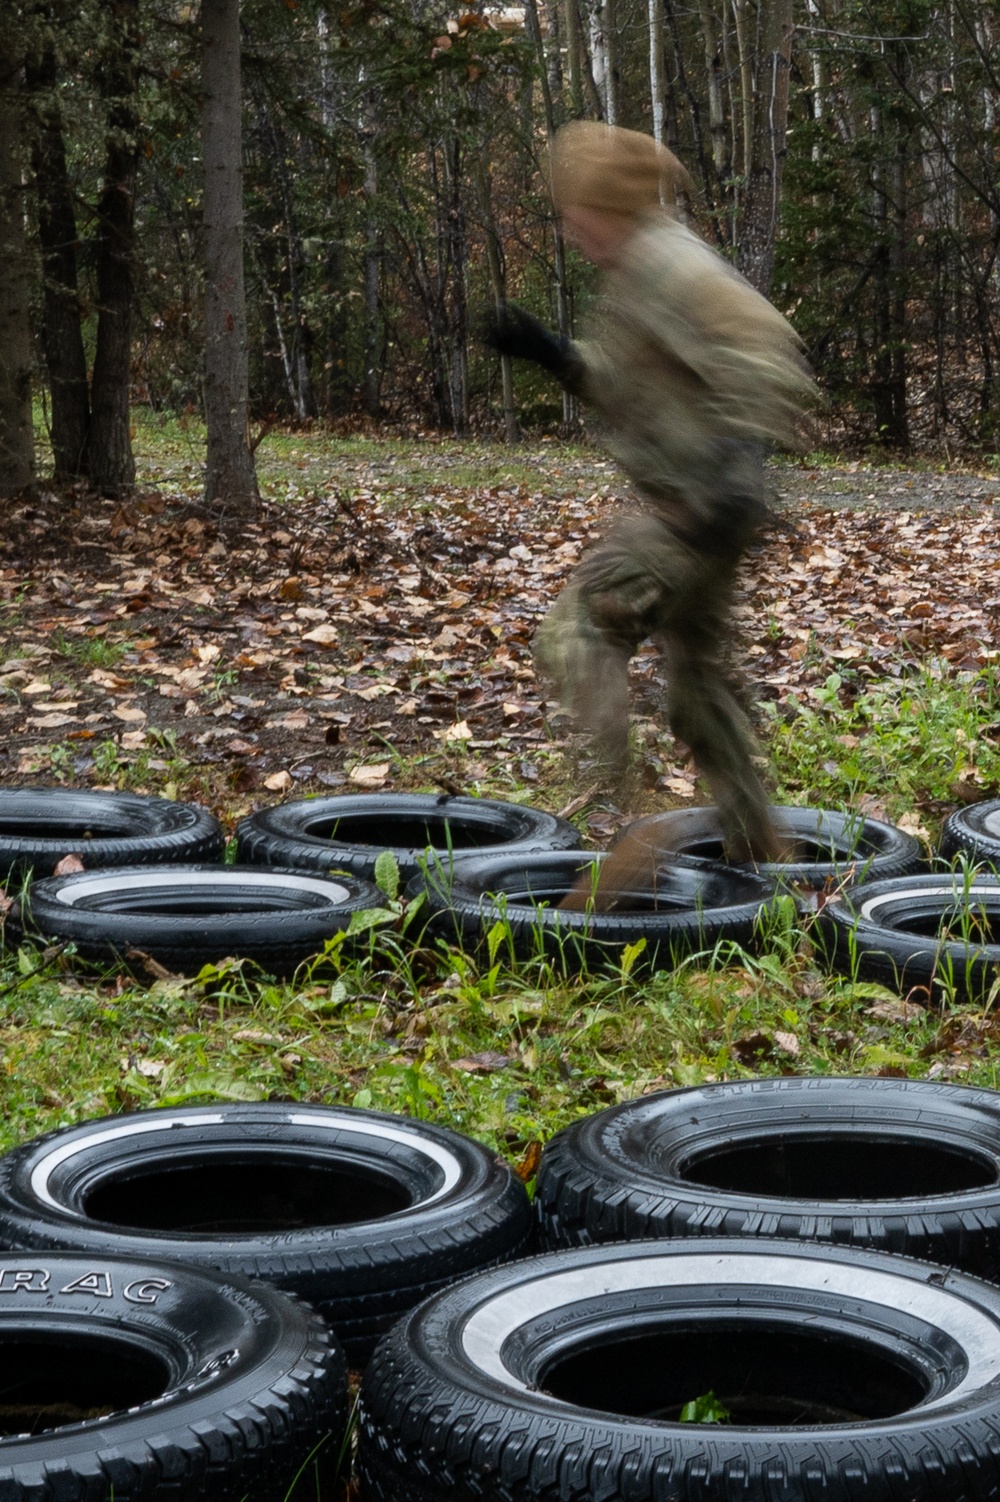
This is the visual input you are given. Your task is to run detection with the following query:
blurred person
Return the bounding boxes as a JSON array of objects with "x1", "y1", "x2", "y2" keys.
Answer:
[{"x1": 485, "y1": 120, "x2": 815, "y2": 874}]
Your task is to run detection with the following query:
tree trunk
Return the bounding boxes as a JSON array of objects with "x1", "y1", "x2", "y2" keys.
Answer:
[
  {"x1": 0, "y1": 26, "x2": 35, "y2": 495},
  {"x1": 648, "y1": 0, "x2": 666, "y2": 145},
  {"x1": 734, "y1": 0, "x2": 794, "y2": 293},
  {"x1": 564, "y1": 0, "x2": 584, "y2": 115},
  {"x1": 696, "y1": 0, "x2": 728, "y2": 182},
  {"x1": 662, "y1": 0, "x2": 718, "y2": 242},
  {"x1": 360, "y1": 75, "x2": 381, "y2": 418},
  {"x1": 25, "y1": 17, "x2": 89, "y2": 481},
  {"x1": 526, "y1": 0, "x2": 577, "y2": 424},
  {"x1": 444, "y1": 136, "x2": 468, "y2": 436},
  {"x1": 88, "y1": 0, "x2": 140, "y2": 498},
  {"x1": 0, "y1": 75, "x2": 34, "y2": 493},
  {"x1": 588, "y1": 0, "x2": 619, "y2": 123},
  {"x1": 870, "y1": 104, "x2": 910, "y2": 449},
  {"x1": 474, "y1": 160, "x2": 519, "y2": 444},
  {"x1": 202, "y1": 0, "x2": 258, "y2": 519}
]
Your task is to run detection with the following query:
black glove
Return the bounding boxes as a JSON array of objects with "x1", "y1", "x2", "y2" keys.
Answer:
[{"x1": 482, "y1": 303, "x2": 585, "y2": 393}]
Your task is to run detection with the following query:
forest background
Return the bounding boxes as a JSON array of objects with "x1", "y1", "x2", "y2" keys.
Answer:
[{"x1": 2, "y1": 0, "x2": 1000, "y2": 507}]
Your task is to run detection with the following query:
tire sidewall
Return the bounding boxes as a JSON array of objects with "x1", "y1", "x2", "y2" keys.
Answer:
[
  {"x1": 236, "y1": 794, "x2": 581, "y2": 881},
  {"x1": 359, "y1": 1239, "x2": 1000, "y2": 1500},
  {"x1": 0, "y1": 1250, "x2": 342, "y2": 1480},
  {"x1": 618, "y1": 805, "x2": 924, "y2": 888},
  {"x1": 410, "y1": 850, "x2": 776, "y2": 963},
  {"x1": 535, "y1": 1076, "x2": 1000, "y2": 1272},
  {"x1": 940, "y1": 801, "x2": 1000, "y2": 864},
  {"x1": 14, "y1": 865, "x2": 385, "y2": 973},
  {"x1": 0, "y1": 788, "x2": 223, "y2": 875},
  {"x1": 817, "y1": 873, "x2": 1000, "y2": 998},
  {"x1": 0, "y1": 1102, "x2": 531, "y2": 1293}
]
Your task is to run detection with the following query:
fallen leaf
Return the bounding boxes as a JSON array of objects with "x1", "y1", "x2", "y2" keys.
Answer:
[
  {"x1": 53, "y1": 853, "x2": 86, "y2": 875},
  {"x1": 865, "y1": 998, "x2": 926, "y2": 1023},
  {"x1": 453, "y1": 1051, "x2": 513, "y2": 1073},
  {"x1": 264, "y1": 770, "x2": 294, "y2": 792},
  {"x1": 436, "y1": 719, "x2": 472, "y2": 743},
  {"x1": 349, "y1": 761, "x2": 390, "y2": 786},
  {"x1": 514, "y1": 1140, "x2": 542, "y2": 1183},
  {"x1": 301, "y1": 624, "x2": 339, "y2": 647},
  {"x1": 896, "y1": 810, "x2": 931, "y2": 842}
]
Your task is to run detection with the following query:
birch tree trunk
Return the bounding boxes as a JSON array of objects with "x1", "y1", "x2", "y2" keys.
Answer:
[
  {"x1": 588, "y1": 0, "x2": 619, "y2": 122},
  {"x1": 648, "y1": 0, "x2": 666, "y2": 145},
  {"x1": 0, "y1": 25, "x2": 34, "y2": 494},
  {"x1": 202, "y1": 0, "x2": 258, "y2": 519}
]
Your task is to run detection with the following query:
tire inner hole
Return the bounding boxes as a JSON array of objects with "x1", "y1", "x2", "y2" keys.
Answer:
[
  {"x1": 541, "y1": 1323, "x2": 927, "y2": 1424},
  {"x1": 81, "y1": 1157, "x2": 413, "y2": 1232},
  {"x1": 70, "y1": 888, "x2": 347, "y2": 915},
  {"x1": 886, "y1": 905, "x2": 1000, "y2": 942},
  {"x1": 0, "y1": 1335, "x2": 168, "y2": 1434},
  {"x1": 302, "y1": 814, "x2": 516, "y2": 849},
  {"x1": 681, "y1": 1133, "x2": 997, "y2": 1199},
  {"x1": 502, "y1": 886, "x2": 691, "y2": 914},
  {"x1": 0, "y1": 820, "x2": 134, "y2": 839},
  {"x1": 678, "y1": 836, "x2": 862, "y2": 862}
]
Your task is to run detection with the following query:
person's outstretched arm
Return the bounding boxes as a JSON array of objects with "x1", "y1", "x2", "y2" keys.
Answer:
[{"x1": 482, "y1": 303, "x2": 587, "y2": 396}]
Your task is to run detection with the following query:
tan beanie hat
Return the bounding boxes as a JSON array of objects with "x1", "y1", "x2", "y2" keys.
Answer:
[{"x1": 549, "y1": 120, "x2": 692, "y2": 216}]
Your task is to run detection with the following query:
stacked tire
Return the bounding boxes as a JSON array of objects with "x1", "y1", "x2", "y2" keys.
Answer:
[
  {"x1": 357, "y1": 1076, "x2": 1000, "y2": 1502},
  {"x1": 408, "y1": 848, "x2": 779, "y2": 969},
  {"x1": 0, "y1": 1250, "x2": 347, "y2": 1502},
  {"x1": 813, "y1": 799, "x2": 1000, "y2": 1002},
  {"x1": 0, "y1": 1101, "x2": 533, "y2": 1498},
  {"x1": 3, "y1": 787, "x2": 585, "y2": 976},
  {"x1": 0, "y1": 1102, "x2": 532, "y2": 1368}
]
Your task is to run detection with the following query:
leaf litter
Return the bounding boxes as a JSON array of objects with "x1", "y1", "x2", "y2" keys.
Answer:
[{"x1": 1, "y1": 448, "x2": 998, "y2": 846}]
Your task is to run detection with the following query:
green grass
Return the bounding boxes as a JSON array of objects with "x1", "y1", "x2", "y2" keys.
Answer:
[
  {"x1": 3, "y1": 884, "x2": 999, "y2": 1166},
  {"x1": 115, "y1": 410, "x2": 604, "y2": 502},
  {"x1": 766, "y1": 661, "x2": 1000, "y2": 822},
  {"x1": 52, "y1": 631, "x2": 133, "y2": 671}
]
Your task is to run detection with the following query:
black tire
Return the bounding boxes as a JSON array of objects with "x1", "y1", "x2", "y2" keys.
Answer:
[
  {"x1": 0, "y1": 1102, "x2": 533, "y2": 1366},
  {"x1": 358, "y1": 1237, "x2": 1000, "y2": 1502},
  {"x1": 535, "y1": 1076, "x2": 1000, "y2": 1276},
  {"x1": 408, "y1": 849, "x2": 776, "y2": 967},
  {"x1": 0, "y1": 787, "x2": 223, "y2": 882},
  {"x1": 940, "y1": 799, "x2": 1000, "y2": 867},
  {"x1": 11, "y1": 863, "x2": 383, "y2": 975},
  {"x1": 0, "y1": 1250, "x2": 346, "y2": 1502},
  {"x1": 613, "y1": 804, "x2": 924, "y2": 890},
  {"x1": 235, "y1": 792, "x2": 582, "y2": 885},
  {"x1": 815, "y1": 871, "x2": 1000, "y2": 1002}
]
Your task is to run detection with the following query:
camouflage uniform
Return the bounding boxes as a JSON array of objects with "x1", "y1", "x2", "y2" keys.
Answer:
[{"x1": 535, "y1": 211, "x2": 815, "y2": 859}]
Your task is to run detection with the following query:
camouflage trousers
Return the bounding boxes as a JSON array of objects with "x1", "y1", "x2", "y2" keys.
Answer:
[{"x1": 534, "y1": 508, "x2": 779, "y2": 861}]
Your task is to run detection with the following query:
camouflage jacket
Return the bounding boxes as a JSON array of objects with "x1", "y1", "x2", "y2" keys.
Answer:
[{"x1": 572, "y1": 211, "x2": 816, "y2": 534}]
